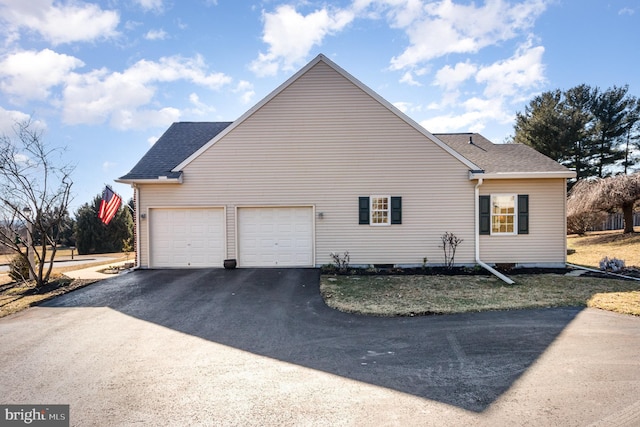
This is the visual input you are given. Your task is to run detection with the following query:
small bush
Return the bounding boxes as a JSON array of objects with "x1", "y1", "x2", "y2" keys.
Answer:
[
  {"x1": 567, "y1": 211, "x2": 607, "y2": 235},
  {"x1": 440, "y1": 232, "x2": 463, "y2": 269},
  {"x1": 9, "y1": 254, "x2": 31, "y2": 282},
  {"x1": 599, "y1": 256, "x2": 626, "y2": 272},
  {"x1": 330, "y1": 251, "x2": 350, "y2": 273}
]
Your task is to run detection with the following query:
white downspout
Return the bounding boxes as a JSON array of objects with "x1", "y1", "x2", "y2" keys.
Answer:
[
  {"x1": 133, "y1": 184, "x2": 141, "y2": 269},
  {"x1": 475, "y1": 178, "x2": 515, "y2": 284}
]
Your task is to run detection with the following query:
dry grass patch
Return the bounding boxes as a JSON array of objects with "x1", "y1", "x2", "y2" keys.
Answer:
[
  {"x1": 588, "y1": 291, "x2": 640, "y2": 316},
  {"x1": 321, "y1": 273, "x2": 640, "y2": 316},
  {"x1": 0, "y1": 277, "x2": 98, "y2": 318},
  {"x1": 567, "y1": 227, "x2": 640, "y2": 268}
]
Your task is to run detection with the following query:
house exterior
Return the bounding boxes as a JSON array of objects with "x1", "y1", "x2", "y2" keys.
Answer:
[{"x1": 117, "y1": 54, "x2": 575, "y2": 270}]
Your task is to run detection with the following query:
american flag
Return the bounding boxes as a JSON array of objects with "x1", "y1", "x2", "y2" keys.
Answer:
[{"x1": 98, "y1": 186, "x2": 122, "y2": 225}]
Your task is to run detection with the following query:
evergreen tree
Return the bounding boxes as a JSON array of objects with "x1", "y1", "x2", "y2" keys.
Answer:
[
  {"x1": 590, "y1": 85, "x2": 639, "y2": 177},
  {"x1": 74, "y1": 194, "x2": 133, "y2": 254},
  {"x1": 513, "y1": 84, "x2": 640, "y2": 180}
]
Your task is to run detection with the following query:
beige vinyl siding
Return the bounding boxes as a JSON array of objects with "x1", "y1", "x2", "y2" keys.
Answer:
[
  {"x1": 136, "y1": 61, "x2": 477, "y2": 267},
  {"x1": 479, "y1": 178, "x2": 567, "y2": 265}
]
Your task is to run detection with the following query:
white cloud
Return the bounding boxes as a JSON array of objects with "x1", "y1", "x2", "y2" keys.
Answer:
[
  {"x1": 102, "y1": 161, "x2": 116, "y2": 172},
  {"x1": 415, "y1": 38, "x2": 545, "y2": 136},
  {"x1": 147, "y1": 135, "x2": 160, "y2": 146},
  {"x1": 434, "y1": 61, "x2": 478, "y2": 90},
  {"x1": 399, "y1": 71, "x2": 422, "y2": 86},
  {"x1": 110, "y1": 108, "x2": 181, "y2": 131},
  {"x1": 619, "y1": 7, "x2": 634, "y2": 16},
  {"x1": 392, "y1": 100, "x2": 425, "y2": 115},
  {"x1": 250, "y1": 4, "x2": 355, "y2": 76},
  {"x1": 189, "y1": 93, "x2": 202, "y2": 106},
  {"x1": 0, "y1": 49, "x2": 84, "y2": 101},
  {"x1": 0, "y1": 0, "x2": 120, "y2": 45},
  {"x1": 186, "y1": 92, "x2": 217, "y2": 117},
  {"x1": 135, "y1": 0, "x2": 164, "y2": 12},
  {"x1": 419, "y1": 88, "x2": 514, "y2": 134},
  {"x1": 475, "y1": 42, "x2": 545, "y2": 99},
  {"x1": 234, "y1": 80, "x2": 255, "y2": 104},
  {"x1": 389, "y1": 0, "x2": 548, "y2": 70},
  {"x1": 421, "y1": 110, "x2": 491, "y2": 133},
  {"x1": 61, "y1": 55, "x2": 232, "y2": 129},
  {"x1": 145, "y1": 29, "x2": 168, "y2": 40},
  {"x1": 393, "y1": 101, "x2": 411, "y2": 114},
  {"x1": 126, "y1": 55, "x2": 232, "y2": 90},
  {"x1": 0, "y1": 106, "x2": 34, "y2": 135}
]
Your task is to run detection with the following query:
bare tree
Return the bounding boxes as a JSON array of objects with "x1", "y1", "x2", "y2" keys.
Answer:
[
  {"x1": 567, "y1": 174, "x2": 640, "y2": 234},
  {"x1": 0, "y1": 120, "x2": 74, "y2": 286},
  {"x1": 440, "y1": 232, "x2": 463, "y2": 269}
]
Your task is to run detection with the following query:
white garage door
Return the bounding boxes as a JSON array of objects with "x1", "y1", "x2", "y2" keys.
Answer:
[
  {"x1": 150, "y1": 208, "x2": 225, "y2": 268},
  {"x1": 238, "y1": 207, "x2": 314, "y2": 267}
]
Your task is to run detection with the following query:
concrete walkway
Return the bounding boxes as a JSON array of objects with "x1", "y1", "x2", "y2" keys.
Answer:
[{"x1": 63, "y1": 260, "x2": 133, "y2": 280}]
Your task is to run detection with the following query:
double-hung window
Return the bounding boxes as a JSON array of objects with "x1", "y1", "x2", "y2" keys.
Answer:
[
  {"x1": 370, "y1": 196, "x2": 390, "y2": 226},
  {"x1": 491, "y1": 195, "x2": 516, "y2": 234}
]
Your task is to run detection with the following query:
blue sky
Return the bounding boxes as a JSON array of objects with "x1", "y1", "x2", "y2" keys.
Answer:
[{"x1": 0, "y1": 0, "x2": 638, "y2": 214}]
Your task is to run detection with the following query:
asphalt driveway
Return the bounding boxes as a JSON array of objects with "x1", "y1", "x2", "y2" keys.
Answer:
[{"x1": 1, "y1": 269, "x2": 639, "y2": 426}]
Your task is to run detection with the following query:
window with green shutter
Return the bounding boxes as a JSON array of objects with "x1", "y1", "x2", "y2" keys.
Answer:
[
  {"x1": 359, "y1": 197, "x2": 370, "y2": 224},
  {"x1": 518, "y1": 194, "x2": 529, "y2": 234},
  {"x1": 359, "y1": 196, "x2": 402, "y2": 225},
  {"x1": 391, "y1": 196, "x2": 402, "y2": 224},
  {"x1": 480, "y1": 194, "x2": 529, "y2": 235},
  {"x1": 479, "y1": 195, "x2": 490, "y2": 235}
]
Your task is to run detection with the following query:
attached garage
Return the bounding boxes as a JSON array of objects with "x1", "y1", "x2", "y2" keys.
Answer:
[
  {"x1": 149, "y1": 208, "x2": 225, "y2": 268},
  {"x1": 237, "y1": 207, "x2": 314, "y2": 267}
]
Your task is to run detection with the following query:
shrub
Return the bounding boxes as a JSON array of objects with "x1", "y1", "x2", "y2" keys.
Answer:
[
  {"x1": 599, "y1": 256, "x2": 625, "y2": 272},
  {"x1": 330, "y1": 251, "x2": 350, "y2": 273},
  {"x1": 567, "y1": 211, "x2": 607, "y2": 235},
  {"x1": 440, "y1": 232, "x2": 463, "y2": 269},
  {"x1": 9, "y1": 254, "x2": 31, "y2": 282}
]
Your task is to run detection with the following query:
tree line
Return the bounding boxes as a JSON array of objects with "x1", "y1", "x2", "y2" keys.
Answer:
[{"x1": 513, "y1": 84, "x2": 640, "y2": 233}]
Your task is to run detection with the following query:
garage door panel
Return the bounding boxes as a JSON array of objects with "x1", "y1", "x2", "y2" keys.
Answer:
[
  {"x1": 238, "y1": 207, "x2": 313, "y2": 267},
  {"x1": 150, "y1": 208, "x2": 224, "y2": 268}
]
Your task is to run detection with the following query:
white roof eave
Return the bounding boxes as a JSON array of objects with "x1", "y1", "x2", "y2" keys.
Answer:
[
  {"x1": 469, "y1": 170, "x2": 577, "y2": 180},
  {"x1": 115, "y1": 175, "x2": 183, "y2": 185}
]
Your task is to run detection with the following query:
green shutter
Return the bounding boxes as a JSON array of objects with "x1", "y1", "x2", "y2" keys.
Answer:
[
  {"x1": 518, "y1": 194, "x2": 529, "y2": 234},
  {"x1": 391, "y1": 196, "x2": 402, "y2": 224},
  {"x1": 359, "y1": 197, "x2": 370, "y2": 224},
  {"x1": 479, "y1": 195, "x2": 490, "y2": 235}
]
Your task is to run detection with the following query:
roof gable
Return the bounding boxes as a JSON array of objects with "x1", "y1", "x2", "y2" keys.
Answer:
[
  {"x1": 118, "y1": 122, "x2": 232, "y2": 182},
  {"x1": 172, "y1": 54, "x2": 480, "y2": 173}
]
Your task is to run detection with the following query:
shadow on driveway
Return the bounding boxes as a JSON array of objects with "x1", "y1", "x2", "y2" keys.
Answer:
[{"x1": 42, "y1": 268, "x2": 580, "y2": 412}]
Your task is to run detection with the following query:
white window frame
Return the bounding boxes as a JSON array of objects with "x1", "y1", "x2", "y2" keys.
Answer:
[
  {"x1": 491, "y1": 194, "x2": 517, "y2": 235},
  {"x1": 370, "y1": 195, "x2": 390, "y2": 226}
]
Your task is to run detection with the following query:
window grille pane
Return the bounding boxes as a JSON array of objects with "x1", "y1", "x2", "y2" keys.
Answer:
[
  {"x1": 491, "y1": 195, "x2": 516, "y2": 234},
  {"x1": 370, "y1": 196, "x2": 390, "y2": 225}
]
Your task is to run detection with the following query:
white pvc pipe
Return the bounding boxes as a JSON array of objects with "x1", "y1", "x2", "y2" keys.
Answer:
[{"x1": 566, "y1": 263, "x2": 640, "y2": 282}]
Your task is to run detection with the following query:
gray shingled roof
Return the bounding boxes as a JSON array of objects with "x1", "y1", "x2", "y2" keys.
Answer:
[
  {"x1": 434, "y1": 133, "x2": 572, "y2": 174},
  {"x1": 119, "y1": 122, "x2": 232, "y2": 181}
]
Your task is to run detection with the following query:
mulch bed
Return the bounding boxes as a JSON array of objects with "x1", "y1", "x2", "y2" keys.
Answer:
[{"x1": 321, "y1": 265, "x2": 640, "y2": 280}]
